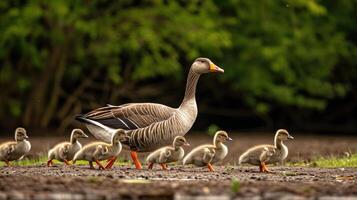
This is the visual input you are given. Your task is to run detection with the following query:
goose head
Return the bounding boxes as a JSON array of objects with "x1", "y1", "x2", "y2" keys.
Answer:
[
  {"x1": 15, "y1": 127, "x2": 28, "y2": 141},
  {"x1": 112, "y1": 129, "x2": 129, "y2": 145},
  {"x1": 173, "y1": 136, "x2": 190, "y2": 148},
  {"x1": 213, "y1": 130, "x2": 232, "y2": 144},
  {"x1": 276, "y1": 129, "x2": 294, "y2": 141},
  {"x1": 192, "y1": 58, "x2": 224, "y2": 74},
  {"x1": 71, "y1": 129, "x2": 88, "y2": 139}
]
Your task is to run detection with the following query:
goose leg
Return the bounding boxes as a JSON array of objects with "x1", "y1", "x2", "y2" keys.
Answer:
[
  {"x1": 47, "y1": 159, "x2": 53, "y2": 167},
  {"x1": 95, "y1": 160, "x2": 105, "y2": 170},
  {"x1": 5, "y1": 161, "x2": 10, "y2": 167},
  {"x1": 130, "y1": 151, "x2": 142, "y2": 169},
  {"x1": 89, "y1": 161, "x2": 95, "y2": 169},
  {"x1": 160, "y1": 163, "x2": 168, "y2": 170},
  {"x1": 207, "y1": 163, "x2": 214, "y2": 172},
  {"x1": 148, "y1": 163, "x2": 154, "y2": 169}
]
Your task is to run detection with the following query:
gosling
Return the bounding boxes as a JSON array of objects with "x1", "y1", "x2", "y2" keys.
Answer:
[
  {"x1": 146, "y1": 136, "x2": 190, "y2": 170},
  {"x1": 47, "y1": 129, "x2": 88, "y2": 166},
  {"x1": 0, "y1": 127, "x2": 31, "y2": 166},
  {"x1": 73, "y1": 129, "x2": 128, "y2": 170},
  {"x1": 238, "y1": 129, "x2": 294, "y2": 173},
  {"x1": 183, "y1": 130, "x2": 232, "y2": 172}
]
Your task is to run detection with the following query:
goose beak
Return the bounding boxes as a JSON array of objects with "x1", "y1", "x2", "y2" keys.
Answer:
[
  {"x1": 83, "y1": 133, "x2": 89, "y2": 138},
  {"x1": 209, "y1": 62, "x2": 224, "y2": 73},
  {"x1": 287, "y1": 135, "x2": 294, "y2": 140},
  {"x1": 227, "y1": 137, "x2": 233, "y2": 141},
  {"x1": 184, "y1": 142, "x2": 190, "y2": 146},
  {"x1": 24, "y1": 135, "x2": 29, "y2": 139}
]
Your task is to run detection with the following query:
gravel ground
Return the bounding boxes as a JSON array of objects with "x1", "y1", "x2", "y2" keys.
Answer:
[
  {"x1": 0, "y1": 133, "x2": 356, "y2": 199},
  {"x1": 0, "y1": 165, "x2": 356, "y2": 200}
]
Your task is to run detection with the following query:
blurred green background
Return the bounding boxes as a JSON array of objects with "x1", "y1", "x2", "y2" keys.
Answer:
[{"x1": 0, "y1": 0, "x2": 356, "y2": 134}]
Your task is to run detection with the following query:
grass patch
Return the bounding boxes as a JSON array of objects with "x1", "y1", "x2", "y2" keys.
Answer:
[
  {"x1": 289, "y1": 154, "x2": 357, "y2": 168},
  {"x1": 0, "y1": 156, "x2": 130, "y2": 167}
]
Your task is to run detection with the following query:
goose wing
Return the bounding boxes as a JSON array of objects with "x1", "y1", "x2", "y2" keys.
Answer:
[{"x1": 79, "y1": 103, "x2": 176, "y2": 130}]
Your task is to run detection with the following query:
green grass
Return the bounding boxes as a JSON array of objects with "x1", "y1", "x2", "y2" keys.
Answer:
[
  {"x1": 0, "y1": 156, "x2": 131, "y2": 167},
  {"x1": 289, "y1": 154, "x2": 357, "y2": 168}
]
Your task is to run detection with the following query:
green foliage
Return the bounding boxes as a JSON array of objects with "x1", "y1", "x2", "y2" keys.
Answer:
[
  {"x1": 218, "y1": 0, "x2": 355, "y2": 112},
  {"x1": 231, "y1": 177, "x2": 240, "y2": 193},
  {"x1": 0, "y1": 0, "x2": 356, "y2": 129},
  {"x1": 207, "y1": 124, "x2": 220, "y2": 136},
  {"x1": 289, "y1": 154, "x2": 357, "y2": 168}
]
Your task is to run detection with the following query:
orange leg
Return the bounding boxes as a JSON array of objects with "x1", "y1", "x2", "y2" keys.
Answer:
[
  {"x1": 259, "y1": 163, "x2": 263, "y2": 172},
  {"x1": 260, "y1": 162, "x2": 273, "y2": 173},
  {"x1": 95, "y1": 160, "x2": 105, "y2": 170},
  {"x1": 105, "y1": 157, "x2": 116, "y2": 169},
  {"x1": 148, "y1": 163, "x2": 154, "y2": 169},
  {"x1": 130, "y1": 151, "x2": 142, "y2": 169},
  {"x1": 47, "y1": 159, "x2": 53, "y2": 167},
  {"x1": 207, "y1": 163, "x2": 214, "y2": 172},
  {"x1": 160, "y1": 163, "x2": 168, "y2": 170},
  {"x1": 89, "y1": 161, "x2": 95, "y2": 169},
  {"x1": 64, "y1": 159, "x2": 70, "y2": 165}
]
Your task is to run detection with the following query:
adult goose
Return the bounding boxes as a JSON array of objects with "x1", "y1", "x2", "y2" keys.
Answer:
[{"x1": 76, "y1": 58, "x2": 224, "y2": 169}]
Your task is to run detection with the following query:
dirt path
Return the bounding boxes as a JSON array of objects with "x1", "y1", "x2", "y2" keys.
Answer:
[{"x1": 0, "y1": 165, "x2": 356, "y2": 199}]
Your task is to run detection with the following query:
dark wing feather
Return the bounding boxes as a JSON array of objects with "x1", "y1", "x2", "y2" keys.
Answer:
[{"x1": 82, "y1": 103, "x2": 176, "y2": 130}]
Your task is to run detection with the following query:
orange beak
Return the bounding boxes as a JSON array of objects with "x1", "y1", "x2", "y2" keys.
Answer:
[{"x1": 209, "y1": 62, "x2": 224, "y2": 73}]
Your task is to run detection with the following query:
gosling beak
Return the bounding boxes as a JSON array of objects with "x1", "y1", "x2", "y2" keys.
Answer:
[
  {"x1": 184, "y1": 142, "x2": 190, "y2": 146},
  {"x1": 82, "y1": 133, "x2": 89, "y2": 138},
  {"x1": 24, "y1": 135, "x2": 29, "y2": 139},
  {"x1": 209, "y1": 62, "x2": 224, "y2": 73},
  {"x1": 287, "y1": 135, "x2": 294, "y2": 140},
  {"x1": 227, "y1": 137, "x2": 233, "y2": 141}
]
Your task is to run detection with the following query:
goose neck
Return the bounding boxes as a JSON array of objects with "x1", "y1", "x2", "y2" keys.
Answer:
[{"x1": 180, "y1": 68, "x2": 200, "y2": 107}]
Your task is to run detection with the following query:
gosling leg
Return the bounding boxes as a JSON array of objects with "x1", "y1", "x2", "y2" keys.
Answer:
[
  {"x1": 148, "y1": 163, "x2": 154, "y2": 169},
  {"x1": 47, "y1": 159, "x2": 53, "y2": 167},
  {"x1": 260, "y1": 162, "x2": 274, "y2": 173},
  {"x1": 105, "y1": 157, "x2": 116, "y2": 169},
  {"x1": 64, "y1": 159, "x2": 70, "y2": 165},
  {"x1": 130, "y1": 151, "x2": 142, "y2": 169},
  {"x1": 89, "y1": 161, "x2": 95, "y2": 169},
  {"x1": 160, "y1": 163, "x2": 168, "y2": 170},
  {"x1": 207, "y1": 163, "x2": 214, "y2": 172},
  {"x1": 95, "y1": 160, "x2": 105, "y2": 170}
]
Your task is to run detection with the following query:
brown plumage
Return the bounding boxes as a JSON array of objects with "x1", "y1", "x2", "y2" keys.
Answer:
[
  {"x1": 73, "y1": 129, "x2": 128, "y2": 170},
  {"x1": 0, "y1": 127, "x2": 31, "y2": 166},
  {"x1": 146, "y1": 136, "x2": 189, "y2": 170},
  {"x1": 238, "y1": 129, "x2": 294, "y2": 173},
  {"x1": 183, "y1": 131, "x2": 232, "y2": 172},
  {"x1": 47, "y1": 129, "x2": 88, "y2": 166},
  {"x1": 75, "y1": 58, "x2": 224, "y2": 169}
]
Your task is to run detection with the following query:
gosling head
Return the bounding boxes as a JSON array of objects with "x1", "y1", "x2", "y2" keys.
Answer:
[
  {"x1": 214, "y1": 130, "x2": 233, "y2": 143},
  {"x1": 191, "y1": 58, "x2": 224, "y2": 74},
  {"x1": 15, "y1": 127, "x2": 28, "y2": 141},
  {"x1": 71, "y1": 129, "x2": 88, "y2": 139},
  {"x1": 112, "y1": 129, "x2": 129, "y2": 144},
  {"x1": 276, "y1": 129, "x2": 294, "y2": 141},
  {"x1": 173, "y1": 136, "x2": 190, "y2": 147}
]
